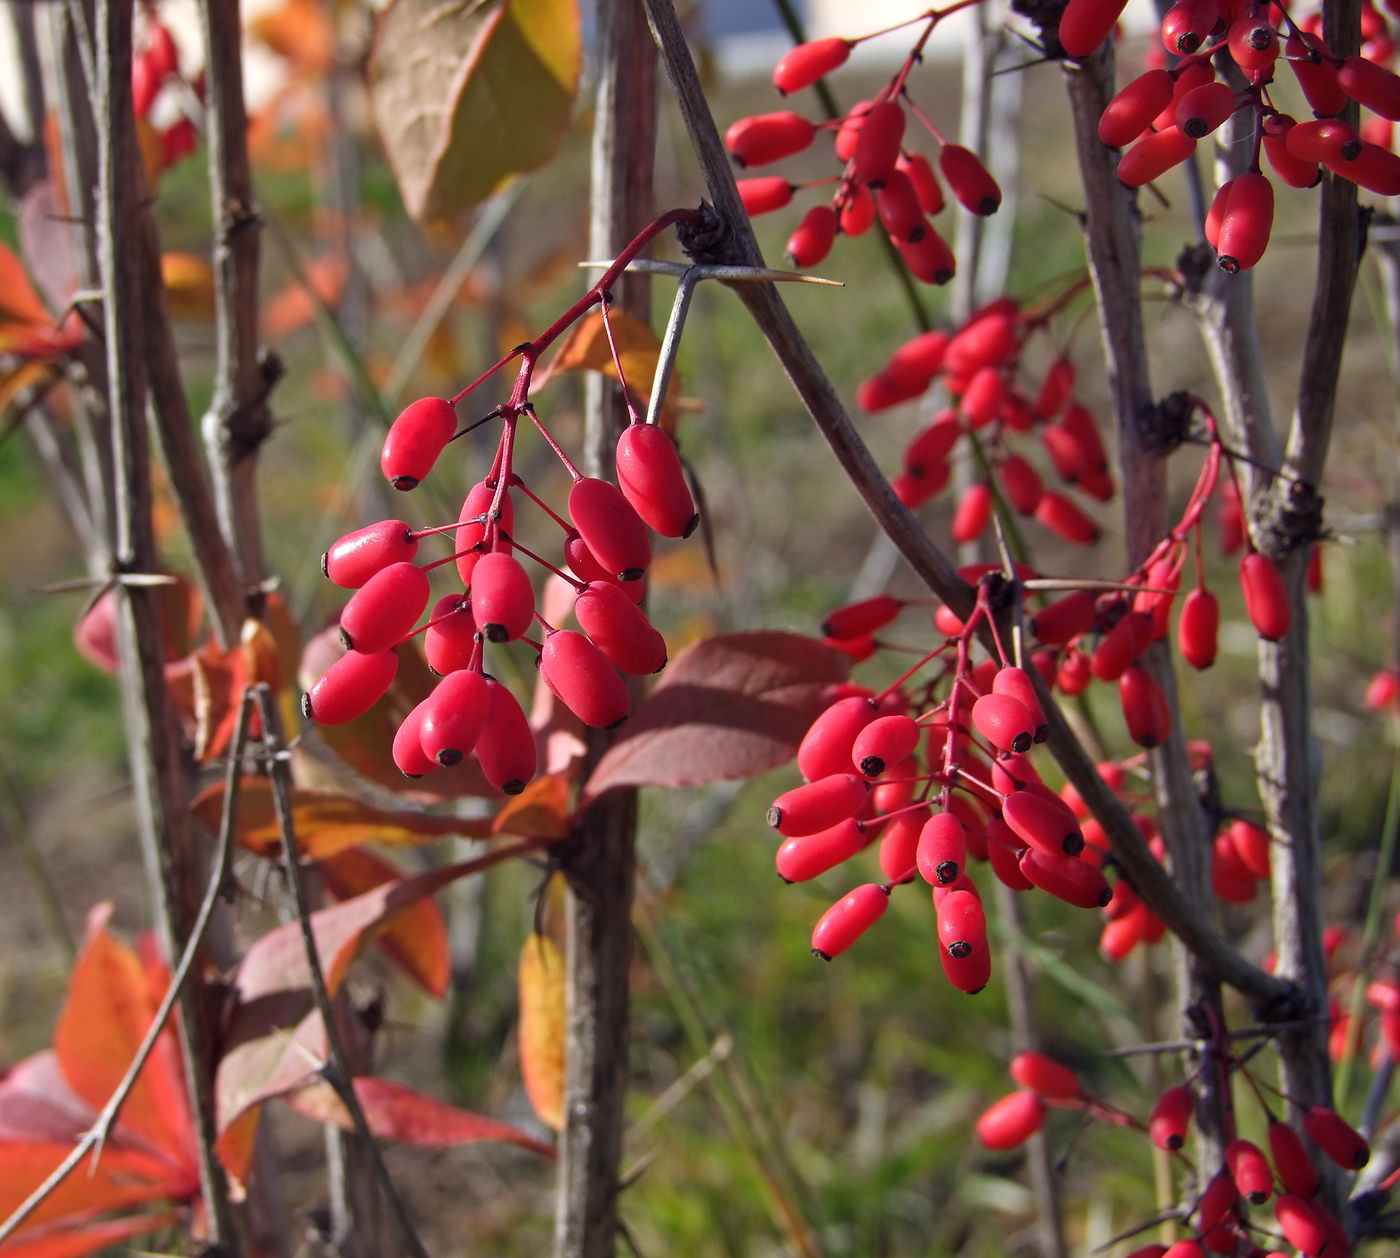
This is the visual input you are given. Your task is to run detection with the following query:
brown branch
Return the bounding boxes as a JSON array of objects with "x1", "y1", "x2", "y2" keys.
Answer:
[
  {"x1": 254, "y1": 685, "x2": 431, "y2": 1258},
  {"x1": 197, "y1": 0, "x2": 272, "y2": 588},
  {"x1": 92, "y1": 0, "x2": 237, "y2": 1241},
  {"x1": 0, "y1": 691, "x2": 255, "y2": 1247}
]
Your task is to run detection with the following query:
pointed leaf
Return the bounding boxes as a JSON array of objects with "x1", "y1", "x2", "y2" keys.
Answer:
[
  {"x1": 0, "y1": 1209, "x2": 179, "y2": 1258},
  {"x1": 370, "y1": 0, "x2": 582, "y2": 220},
  {"x1": 518, "y1": 934, "x2": 565, "y2": 1131},
  {"x1": 547, "y1": 308, "x2": 680, "y2": 415},
  {"x1": 286, "y1": 1076, "x2": 554, "y2": 1156},
  {"x1": 491, "y1": 773, "x2": 572, "y2": 841},
  {"x1": 189, "y1": 777, "x2": 491, "y2": 860},
  {"x1": 581, "y1": 632, "x2": 851, "y2": 802},
  {"x1": 0, "y1": 240, "x2": 54, "y2": 326},
  {"x1": 0, "y1": 1144, "x2": 189, "y2": 1235},
  {"x1": 215, "y1": 1006, "x2": 326, "y2": 1137},
  {"x1": 319, "y1": 847, "x2": 450, "y2": 997}
]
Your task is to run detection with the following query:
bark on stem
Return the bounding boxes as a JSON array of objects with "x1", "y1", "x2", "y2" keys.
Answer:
[
  {"x1": 198, "y1": 0, "x2": 273, "y2": 587},
  {"x1": 640, "y1": 0, "x2": 1284, "y2": 1007},
  {"x1": 92, "y1": 0, "x2": 237, "y2": 1240},
  {"x1": 553, "y1": 2, "x2": 655, "y2": 1255}
]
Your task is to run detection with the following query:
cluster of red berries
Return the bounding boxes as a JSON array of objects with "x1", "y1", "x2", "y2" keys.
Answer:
[
  {"x1": 857, "y1": 296, "x2": 1112, "y2": 548},
  {"x1": 724, "y1": 8, "x2": 1001, "y2": 284},
  {"x1": 977, "y1": 1043, "x2": 1368, "y2": 1258},
  {"x1": 133, "y1": 7, "x2": 200, "y2": 171},
  {"x1": 299, "y1": 214, "x2": 701, "y2": 795},
  {"x1": 1091, "y1": 0, "x2": 1400, "y2": 272}
]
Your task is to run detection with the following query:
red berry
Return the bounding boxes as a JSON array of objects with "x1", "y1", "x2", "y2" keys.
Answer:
[
  {"x1": 898, "y1": 151, "x2": 945, "y2": 214},
  {"x1": 418, "y1": 668, "x2": 490, "y2": 766},
  {"x1": 1019, "y1": 847, "x2": 1111, "y2": 908},
  {"x1": 1092, "y1": 612, "x2": 1146, "y2": 681},
  {"x1": 382, "y1": 397, "x2": 457, "y2": 491},
  {"x1": 1212, "y1": 832, "x2": 1258, "y2": 903},
  {"x1": 424, "y1": 595, "x2": 478, "y2": 675},
  {"x1": 569, "y1": 477, "x2": 651, "y2": 581},
  {"x1": 811, "y1": 884, "x2": 888, "y2": 959},
  {"x1": 940, "y1": 144, "x2": 1002, "y2": 215},
  {"x1": 1216, "y1": 170, "x2": 1273, "y2": 274},
  {"x1": 471, "y1": 551, "x2": 535, "y2": 643},
  {"x1": 786, "y1": 205, "x2": 839, "y2": 268},
  {"x1": 904, "y1": 414, "x2": 962, "y2": 477},
  {"x1": 303, "y1": 648, "x2": 399, "y2": 726},
  {"x1": 1100, "y1": 69, "x2": 1176, "y2": 147},
  {"x1": 132, "y1": 52, "x2": 159, "y2": 120},
  {"x1": 1228, "y1": 818, "x2": 1271, "y2": 879},
  {"x1": 1240, "y1": 552, "x2": 1291, "y2": 641},
  {"x1": 1226, "y1": 1138, "x2": 1274, "y2": 1205},
  {"x1": 1010, "y1": 1051, "x2": 1079, "y2": 1100},
  {"x1": 1149, "y1": 1084, "x2": 1194, "y2": 1151},
  {"x1": 992, "y1": 667, "x2": 1048, "y2": 742},
  {"x1": 323, "y1": 519, "x2": 418, "y2": 589},
  {"x1": 1056, "y1": 649, "x2": 1092, "y2": 695},
  {"x1": 1119, "y1": 126, "x2": 1197, "y2": 187},
  {"x1": 917, "y1": 812, "x2": 968, "y2": 886},
  {"x1": 853, "y1": 100, "x2": 906, "y2": 183},
  {"x1": 999, "y1": 454, "x2": 1044, "y2": 515},
  {"x1": 834, "y1": 101, "x2": 872, "y2": 162},
  {"x1": 737, "y1": 176, "x2": 795, "y2": 217},
  {"x1": 1003, "y1": 790, "x2": 1084, "y2": 857},
  {"x1": 1178, "y1": 587, "x2": 1219, "y2": 669},
  {"x1": 538, "y1": 629, "x2": 631, "y2": 728},
  {"x1": 961, "y1": 366, "x2": 1006, "y2": 429},
  {"x1": 852, "y1": 714, "x2": 920, "y2": 778},
  {"x1": 1035, "y1": 492, "x2": 1100, "y2": 545},
  {"x1": 768, "y1": 774, "x2": 872, "y2": 838},
  {"x1": 1274, "y1": 1195, "x2": 1328, "y2": 1256},
  {"x1": 392, "y1": 701, "x2": 437, "y2": 777},
  {"x1": 1367, "y1": 669, "x2": 1400, "y2": 711},
  {"x1": 1036, "y1": 357, "x2": 1076, "y2": 420},
  {"x1": 476, "y1": 678, "x2": 537, "y2": 794},
  {"x1": 1030, "y1": 590, "x2": 1097, "y2": 644},
  {"x1": 1338, "y1": 52, "x2": 1400, "y2": 118},
  {"x1": 724, "y1": 111, "x2": 816, "y2": 166},
  {"x1": 772, "y1": 37, "x2": 851, "y2": 95},
  {"x1": 839, "y1": 181, "x2": 876, "y2": 237},
  {"x1": 972, "y1": 692, "x2": 1036, "y2": 754},
  {"x1": 1267, "y1": 1122, "x2": 1320, "y2": 1198},
  {"x1": 574, "y1": 582, "x2": 667, "y2": 676},
  {"x1": 879, "y1": 805, "x2": 928, "y2": 882},
  {"x1": 952, "y1": 482, "x2": 994, "y2": 544},
  {"x1": 1303, "y1": 1104, "x2": 1369, "y2": 1168},
  {"x1": 1227, "y1": 14, "x2": 1280, "y2": 73},
  {"x1": 876, "y1": 170, "x2": 927, "y2": 244},
  {"x1": 898, "y1": 226, "x2": 957, "y2": 285},
  {"x1": 1198, "y1": 1168, "x2": 1238, "y2": 1233},
  {"x1": 1263, "y1": 115, "x2": 1321, "y2": 189},
  {"x1": 858, "y1": 372, "x2": 924, "y2": 412},
  {"x1": 339, "y1": 561, "x2": 430, "y2": 654},
  {"x1": 776, "y1": 818, "x2": 867, "y2": 881},
  {"x1": 145, "y1": 23, "x2": 179, "y2": 79},
  {"x1": 1287, "y1": 118, "x2": 1363, "y2": 164},
  {"x1": 1176, "y1": 81, "x2": 1238, "y2": 139},
  {"x1": 1059, "y1": 0, "x2": 1131, "y2": 56},
  {"x1": 823, "y1": 596, "x2": 901, "y2": 641},
  {"x1": 1160, "y1": 0, "x2": 1218, "y2": 54},
  {"x1": 1328, "y1": 139, "x2": 1400, "y2": 194},
  {"x1": 1287, "y1": 34, "x2": 1350, "y2": 116},
  {"x1": 455, "y1": 480, "x2": 514, "y2": 586},
  {"x1": 975, "y1": 1091, "x2": 1044, "y2": 1148},
  {"x1": 945, "y1": 310, "x2": 1018, "y2": 375},
  {"x1": 1120, "y1": 664, "x2": 1171, "y2": 749},
  {"x1": 938, "y1": 886, "x2": 987, "y2": 958},
  {"x1": 799, "y1": 695, "x2": 880, "y2": 781}
]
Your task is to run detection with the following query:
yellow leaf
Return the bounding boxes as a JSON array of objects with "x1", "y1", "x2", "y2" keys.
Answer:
[
  {"x1": 519, "y1": 934, "x2": 566, "y2": 1131},
  {"x1": 0, "y1": 361, "x2": 57, "y2": 418},
  {"x1": 547, "y1": 308, "x2": 680, "y2": 421},
  {"x1": 161, "y1": 251, "x2": 216, "y2": 320}
]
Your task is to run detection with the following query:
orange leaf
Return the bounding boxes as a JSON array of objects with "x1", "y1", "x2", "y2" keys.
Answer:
[
  {"x1": 249, "y1": 0, "x2": 335, "y2": 72},
  {"x1": 189, "y1": 777, "x2": 491, "y2": 860},
  {"x1": 0, "y1": 1144, "x2": 187, "y2": 1236},
  {"x1": 518, "y1": 934, "x2": 565, "y2": 1131},
  {"x1": 0, "y1": 1208, "x2": 179, "y2": 1258},
  {"x1": 319, "y1": 848, "x2": 450, "y2": 997},
  {"x1": 492, "y1": 773, "x2": 572, "y2": 841},
  {"x1": 546, "y1": 307, "x2": 680, "y2": 418},
  {"x1": 215, "y1": 1008, "x2": 326, "y2": 1138},
  {"x1": 52, "y1": 908, "x2": 194, "y2": 1170},
  {"x1": 262, "y1": 254, "x2": 346, "y2": 339},
  {"x1": 0, "y1": 241, "x2": 53, "y2": 326},
  {"x1": 159, "y1": 251, "x2": 215, "y2": 320},
  {"x1": 287, "y1": 1076, "x2": 554, "y2": 1157}
]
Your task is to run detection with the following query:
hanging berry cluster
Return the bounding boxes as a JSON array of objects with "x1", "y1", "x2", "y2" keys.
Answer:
[
  {"x1": 300, "y1": 211, "x2": 701, "y2": 795},
  {"x1": 855, "y1": 294, "x2": 1113, "y2": 549},
  {"x1": 723, "y1": 6, "x2": 1002, "y2": 283},
  {"x1": 976, "y1": 1028, "x2": 1370, "y2": 1258},
  {"x1": 782, "y1": 398, "x2": 1302, "y2": 988},
  {"x1": 133, "y1": 5, "x2": 201, "y2": 171},
  {"x1": 1094, "y1": 0, "x2": 1400, "y2": 272}
]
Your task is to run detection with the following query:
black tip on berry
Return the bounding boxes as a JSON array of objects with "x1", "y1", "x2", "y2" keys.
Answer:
[
  {"x1": 1217, "y1": 254, "x2": 1241, "y2": 276},
  {"x1": 682, "y1": 513, "x2": 701, "y2": 539},
  {"x1": 619, "y1": 567, "x2": 645, "y2": 582},
  {"x1": 1353, "y1": 1150, "x2": 1370, "y2": 1168},
  {"x1": 968, "y1": 983, "x2": 988, "y2": 994},
  {"x1": 1097, "y1": 886, "x2": 1112, "y2": 907},
  {"x1": 1248, "y1": 26, "x2": 1272, "y2": 48},
  {"x1": 1012, "y1": 733, "x2": 1033, "y2": 753},
  {"x1": 1166, "y1": 1135, "x2": 1184, "y2": 1151},
  {"x1": 1177, "y1": 33, "x2": 1201, "y2": 52},
  {"x1": 503, "y1": 779, "x2": 526, "y2": 795},
  {"x1": 300, "y1": 692, "x2": 313, "y2": 720},
  {"x1": 391, "y1": 475, "x2": 419, "y2": 491},
  {"x1": 1034, "y1": 724, "x2": 1050, "y2": 744},
  {"x1": 1063, "y1": 832, "x2": 1085, "y2": 857},
  {"x1": 977, "y1": 197, "x2": 999, "y2": 216},
  {"x1": 605, "y1": 714, "x2": 629, "y2": 731},
  {"x1": 767, "y1": 805, "x2": 783, "y2": 828},
  {"x1": 777, "y1": 872, "x2": 792, "y2": 883},
  {"x1": 934, "y1": 267, "x2": 953, "y2": 285},
  {"x1": 437, "y1": 749, "x2": 463, "y2": 767},
  {"x1": 859, "y1": 755, "x2": 885, "y2": 777},
  {"x1": 1343, "y1": 139, "x2": 1363, "y2": 160},
  {"x1": 320, "y1": 551, "x2": 329, "y2": 578},
  {"x1": 652, "y1": 655, "x2": 668, "y2": 674},
  {"x1": 936, "y1": 861, "x2": 959, "y2": 884},
  {"x1": 812, "y1": 948, "x2": 831, "y2": 961},
  {"x1": 949, "y1": 941, "x2": 972, "y2": 959},
  {"x1": 1183, "y1": 118, "x2": 1207, "y2": 139},
  {"x1": 484, "y1": 623, "x2": 509, "y2": 643},
  {"x1": 401, "y1": 771, "x2": 424, "y2": 779},
  {"x1": 1248, "y1": 1192, "x2": 1268, "y2": 1205},
  {"x1": 339, "y1": 627, "x2": 354, "y2": 652}
]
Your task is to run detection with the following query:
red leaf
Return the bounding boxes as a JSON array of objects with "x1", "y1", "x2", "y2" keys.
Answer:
[
  {"x1": 0, "y1": 1144, "x2": 188, "y2": 1236},
  {"x1": 51, "y1": 906, "x2": 195, "y2": 1171},
  {"x1": 215, "y1": 1007, "x2": 327, "y2": 1139},
  {"x1": 319, "y1": 848, "x2": 450, "y2": 997},
  {"x1": 286, "y1": 1076, "x2": 554, "y2": 1157},
  {"x1": 0, "y1": 240, "x2": 55, "y2": 327},
  {"x1": 581, "y1": 632, "x2": 850, "y2": 803},
  {"x1": 0, "y1": 1209, "x2": 179, "y2": 1258}
]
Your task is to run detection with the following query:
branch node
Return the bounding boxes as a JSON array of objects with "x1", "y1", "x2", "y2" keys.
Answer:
[{"x1": 675, "y1": 201, "x2": 736, "y2": 266}]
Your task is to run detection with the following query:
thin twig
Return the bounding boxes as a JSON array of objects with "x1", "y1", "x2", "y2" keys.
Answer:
[
  {"x1": 0, "y1": 690, "x2": 255, "y2": 1248},
  {"x1": 254, "y1": 685, "x2": 431, "y2": 1258}
]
